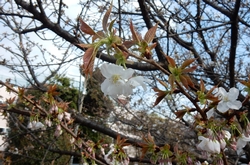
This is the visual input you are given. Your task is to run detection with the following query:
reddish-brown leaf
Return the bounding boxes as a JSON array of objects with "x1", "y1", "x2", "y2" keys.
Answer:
[
  {"x1": 139, "y1": 133, "x2": 157, "y2": 159},
  {"x1": 153, "y1": 87, "x2": 168, "y2": 106},
  {"x1": 182, "y1": 65, "x2": 197, "y2": 73},
  {"x1": 130, "y1": 21, "x2": 141, "y2": 42},
  {"x1": 184, "y1": 75, "x2": 195, "y2": 88},
  {"x1": 200, "y1": 79, "x2": 205, "y2": 92},
  {"x1": 92, "y1": 31, "x2": 105, "y2": 42},
  {"x1": 147, "y1": 132, "x2": 155, "y2": 144},
  {"x1": 157, "y1": 79, "x2": 168, "y2": 88},
  {"x1": 102, "y1": 2, "x2": 113, "y2": 32},
  {"x1": 123, "y1": 40, "x2": 136, "y2": 48},
  {"x1": 180, "y1": 58, "x2": 196, "y2": 69},
  {"x1": 174, "y1": 109, "x2": 187, "y2": 119},
  {"x1": 79, "y1": 18, "x2": 95, "y2": 35},
  {"x1": 180, "y1": 75, "x2": 189, "y2": 89},
  {"x1": 47, "y1": 85, "x2": 60, "y2": 96},
  {"x1": 6, "y1": 97, "x2": 16, "y2": 104},
  {"x1": 166, "y1": 56, "x2": 176, "y2": 68},
  {"x1": 83, "y1": 47, "x2": 96, "y2": 76},
  {"x1": 144, "y1": 23, "x2": 158, "y2": 43},
  {"x1": 168, "y1": 74, "x2": 175, "y2": 91},
  {"x1": 181, "y1": 75, "x2": 195, "y2": 88}
]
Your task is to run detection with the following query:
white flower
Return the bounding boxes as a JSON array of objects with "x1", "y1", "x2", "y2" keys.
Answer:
[
  {"x1": 27, "y1": 121, "x2": 45, "y2": 131},
  {"x1": 57, "y1": 113, "x2": 64, "y2": 121},
  {"x1": 216, "y1": 87, "x2": 242, "y2": 113},
  {"x1": 236, "y1": 134, "x2": 250, "y2": 154},
  {"x1": 64, "y1": 112, "x2": 71, "y2": 121},
  {"x1": 100, "y1": 63, "x2": 149, "y2": 97},
  {"x1": 45, "y1": 119, "x2": 52, "y2": 127},
  {"x1": 197, "y1": 136, "x2": 220, "y2": 154},
  {"x1": 220, "y1": 130, "x2": 231, "y2": 149},
  {"x1": 222, "y1": 130, "x2": 231, "y2": 140}
]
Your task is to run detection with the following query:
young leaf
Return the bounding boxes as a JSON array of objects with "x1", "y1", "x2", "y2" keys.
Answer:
[
  {"x1": 157, "y1": 79, "x2": 168, "y2": 88},
  {"x1": 123, "y1": 40, "x2": 136, "y2": 48},
  {"x1": 153, "y1": 87, "x2": 168, "y2": 106},
  {"x1": 79, "y1": 18, "x2": 95, "y2": 35},
  {"x1": 166, "y1": 56, "x2": 176, "y2": 68},
  {"x1": 144, "y1": 23, "x2": 158, "y2": 43},
  {"x1": 180, "y1": 58, "x2": 196, "y2": 69},
  {"x1": 83, "y1": 47, "x2": 96, "y2": 76},
  {"x1": 108, "y1": 19, "x2": 116, "y2": 33},
  {"x1": 168, "y1": 74, "x2": 175, "y2": 91},
  {"x1": 174, "y1": 109, "x2": 187, "y2": 119},
  {"x1": 77, "y1": 43, "x2": 93, "y2": 49},
  {"x1": 130, "y1": 21, "x2": 141, "y2": 43},
  {"x1": 183, "y1": 75, "x2": 195, "y2": 88},
  {"x1": 92, "y1": 31, "x2": 105, "y2": 42},
  {"x1": 180, "y1": 75, "x2": 189, "y2": 89},
  {"x1": 182, "y1": 65, "x2": 197, "y2": 73},
  {"x1": 103, "y1": 1, "x2": 113, "y2": 32},
  {"x1": 200, "y1": 79, "x2": 205, "y2": 92}
]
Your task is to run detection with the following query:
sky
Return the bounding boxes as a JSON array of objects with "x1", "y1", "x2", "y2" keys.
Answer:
[{"x1": 0, "y1": 0, "x2": 84, "y2": 88}]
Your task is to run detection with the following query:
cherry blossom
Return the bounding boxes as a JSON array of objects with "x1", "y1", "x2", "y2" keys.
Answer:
[
  {"x1": 64, "y1": 112, "x2": 71, "y2": 121},
  {"x1": 219, "y1": 130, "x2": 231, "y2": 149},
  {"x1": 236, "y1": 134, "x2": 250, "y2": 154},
  {"x1": 45, "y1": 118, "x2": 52, "y2": 127},
  {"x1": 27, "y1": 121, "x2": 45, "y2": 131},
  {"x1": 197, "y1": 136, "x2": 220, "y2": 154},
  {"x1": 216, "y1": 87, "x2": 242, "y2": 113},
  {"x1": 100, "y1": 63, "x2": 149, "y2": 97}
]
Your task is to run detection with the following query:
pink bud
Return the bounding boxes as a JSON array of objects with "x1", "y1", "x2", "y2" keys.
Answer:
[
  {"x1": 49, "y1": 105, "x2": 58, "y2": 114},
  {"x1": 64, "y1": 112, "x2": 71, "y2": 121},
  {"x1": 45, "y1": 119, "x2": 52, "y2": 127},
  {"x1": 54, "y1": 124, "x2": 62, "y2": 137}
]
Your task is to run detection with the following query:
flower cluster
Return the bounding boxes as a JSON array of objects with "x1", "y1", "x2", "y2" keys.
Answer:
[
  {"x1": 100, "y1": 63, "x2": 150, "y2": 97},
  {"x1": 197, "y1": 129, "x2": 231, "y2": 154},
  {"x1": 27, "y1": 121, "x2": 45, "y2": 131}
]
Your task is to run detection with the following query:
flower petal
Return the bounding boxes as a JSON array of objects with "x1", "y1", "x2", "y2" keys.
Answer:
[
  {"x1": 218, "y1": 87, "x2": 227, "y2": 97},
  {"x1": 206, "y1": 109, "x2": 214, "y2": 119},
  {"x1": 228, "y1": 87, "x2": 239, "y2": 101},
  {"x1": 227, "y1": 100, "x2": 242, "y2": 110},
  {"x1": 101, "y1": 79, "x2": 111, "y2": 95},
  {"x1": 120, "y1": 68, "x2": 134, "y2": 79},
  {"x1": 100, "y1": 63, "x2": 125, "y2": 78},
  {"x1": 128, "y1": 76, "x2": 148, "y2": 90},
  {"x1": 217, "y1": 102, "x2": 229, "y2": 113}
]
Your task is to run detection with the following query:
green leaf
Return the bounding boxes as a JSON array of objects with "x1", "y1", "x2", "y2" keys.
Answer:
[{"x1": 108, "y1": 19, "x2": 116, "y2": 33}]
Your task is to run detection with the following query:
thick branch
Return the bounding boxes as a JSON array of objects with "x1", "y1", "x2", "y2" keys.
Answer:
[
  {"x1": 229, "y1": 0, "x2": 241, "y2": 87},
  {"x1": 137, "y1": 0, "x2": 166, "y2": 63}
]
